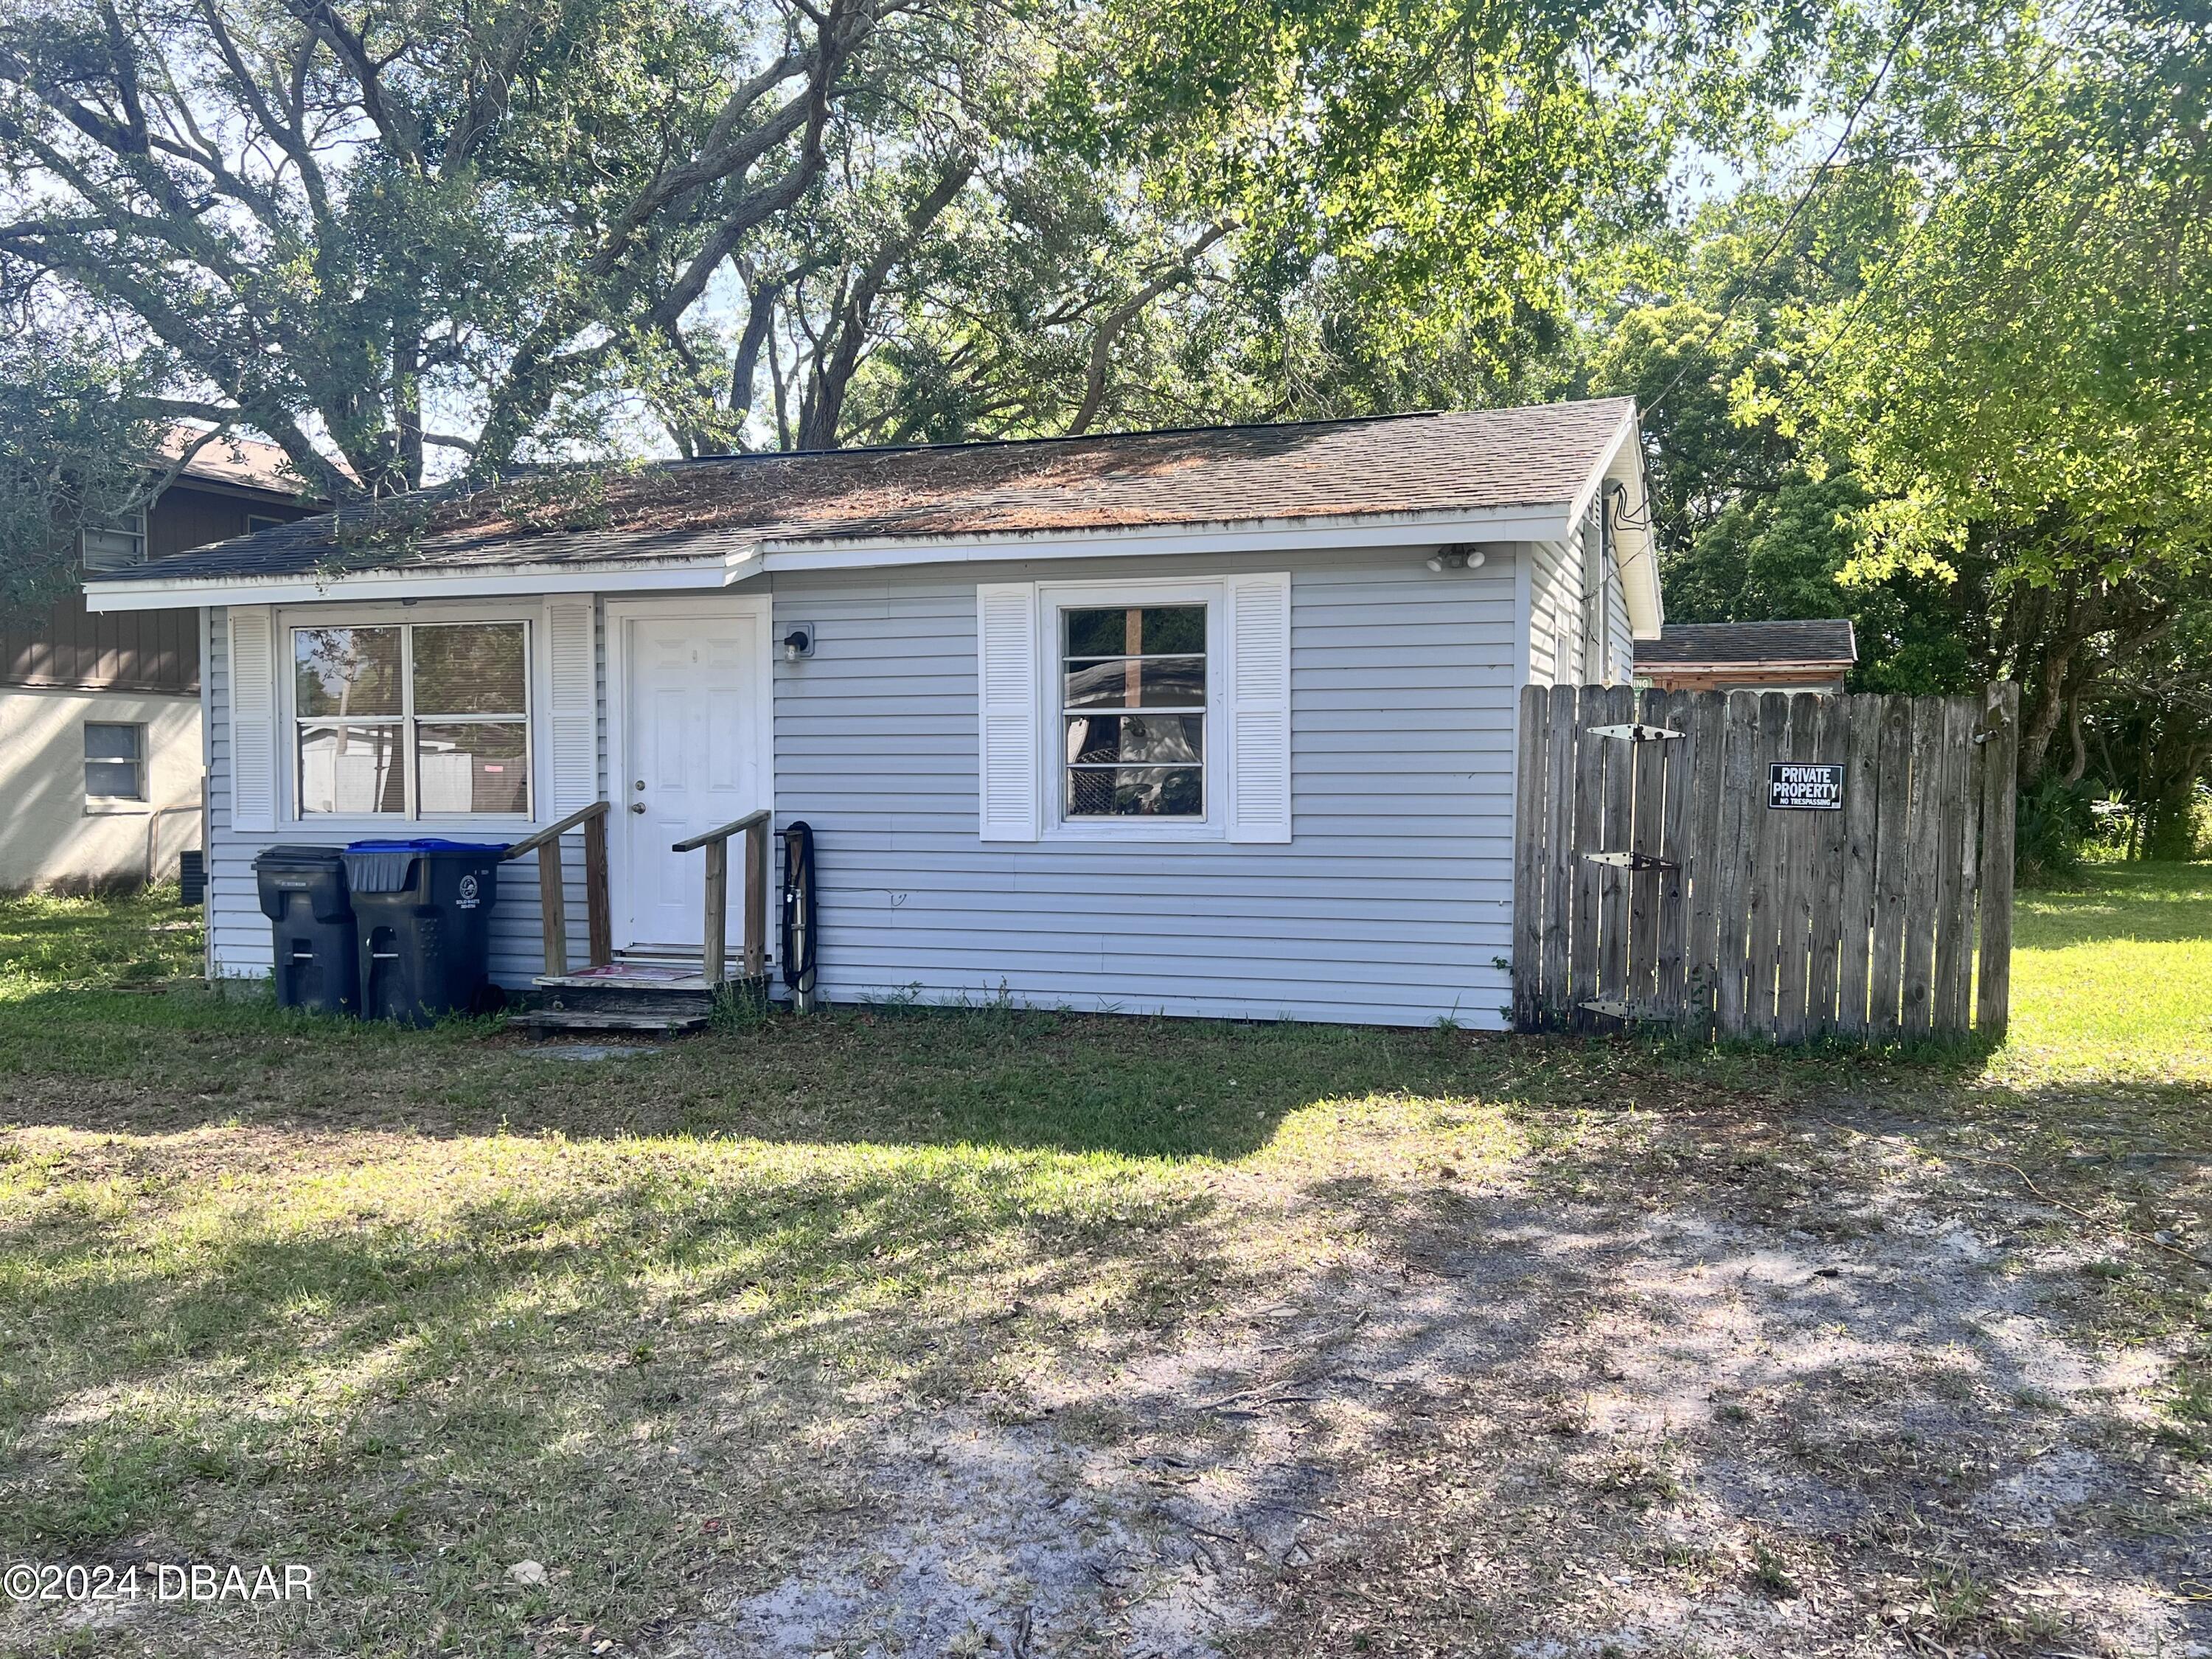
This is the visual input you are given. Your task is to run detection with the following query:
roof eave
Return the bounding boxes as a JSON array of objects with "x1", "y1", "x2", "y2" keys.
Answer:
[
  {"x1": 83, "y1": 501, "x2": 1580, "y2": 610},
  {"x1": 83, "y1": 545, "x2": 761, "y2": 611},
  {"x1": 1637, "y1": 659, "x2": 1859, "y2": 674}
]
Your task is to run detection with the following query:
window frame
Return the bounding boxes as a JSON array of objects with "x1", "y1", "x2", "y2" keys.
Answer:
[
  {"x1": 80, "y1": 509, "x2": 149, "y2": 571},
  {"x1": 245, "y1": 513, "x2": 288, "y2": 535},
  {"x1": 276, "y1": 602, "x2": 540, "y2": 829},
  {"x1": 1037, "y1": 577, "x2": 1226, "y2": 843},
  {"x1": 83, "y1": 720, "x2": 148, "y2": 805}
]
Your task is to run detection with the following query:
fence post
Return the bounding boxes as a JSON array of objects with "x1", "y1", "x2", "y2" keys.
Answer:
[
  {"x1": 1713, "y1": 692, "x2": 1760, "y2": 1037},
  {"x1": 1513, "y1": 687, "x2": 1545, "y2": 1029},
  {"x1": 1543, "y1": 685, "x2": 1576, "y2": 1029},
  {"x1": 1976, "y1": 681, "x2": 2020, "y2": 1037},
  {"x1": 1569, "y1": 686, "x2": 1605, "y2": 1029},
  {"x1": 1837, "y1": 694, "x2": 1883, "y2": 1037}
]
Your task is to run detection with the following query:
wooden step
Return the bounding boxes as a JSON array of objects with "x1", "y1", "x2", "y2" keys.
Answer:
[
  {"x1": 513, "y1": 1008, "x2": 709, "y2": 1034},
  {"x1": 524, "y1": 961, "x2": 771, "y2": 1033}
]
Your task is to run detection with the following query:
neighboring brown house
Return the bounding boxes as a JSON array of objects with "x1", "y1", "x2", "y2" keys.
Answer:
[
  {"x1": 1634, "y1": 619, "x2": 1857, "y2": 694},
  {"x1": 0, "y1": 431, "x2": 320, "y2": 890}
]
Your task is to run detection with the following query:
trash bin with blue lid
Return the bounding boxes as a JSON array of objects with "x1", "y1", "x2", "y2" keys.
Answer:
[
  {"x1": 254, "y1": 844, "x2": 358, "y2": 1015},
  {"x1": 341, "y1": 838, "x2": 507, "y2": 1025}
]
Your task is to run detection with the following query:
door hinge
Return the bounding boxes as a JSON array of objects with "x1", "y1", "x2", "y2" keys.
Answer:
[
  {"x1": 1587, "y1": 723, "x2": 1682, "y2": 743},
  {"x1": 1579, "y1": 998, "x2": 1669, "y2": 1022},
  {"x1": 1582, "y1": 850, "x2": 1678, "y2": 872}
]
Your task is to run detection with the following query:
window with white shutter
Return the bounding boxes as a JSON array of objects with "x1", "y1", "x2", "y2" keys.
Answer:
[
  {"x1": 227, "y1": 605, "x2": 279, "y2": 832},
  {"x1": 1225, "y1": 571, "x2": 1292, "y2": 843},
  {"x1": 976, "y1": 582, "x2": 1041, "y2": 841},
  {"x1": 978, "y1": 574, "x2": 1292, "y2": 845},
  {"x1": 543, "y1": 598, "x2": 599, "y2": 813}
]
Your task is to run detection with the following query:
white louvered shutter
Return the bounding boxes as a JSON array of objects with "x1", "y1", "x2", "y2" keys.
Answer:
[
  {"x1": 227, "y1": 605, "x2": 279, "y2": 832},
  {"x1": 543, "y1": 598, "x2": 598, "y2": 814},
  {"x1": 975, "y1": 582, "x2": 1040, "y2": 841},
  {"x1": 1225, "y1": 572, "x2": 1293, "y2": 844}
]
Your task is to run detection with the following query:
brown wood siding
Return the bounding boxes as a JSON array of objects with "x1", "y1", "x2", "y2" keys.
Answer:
[{"x1": 1, "y1": 484, "x2": 314, "y2": 693}]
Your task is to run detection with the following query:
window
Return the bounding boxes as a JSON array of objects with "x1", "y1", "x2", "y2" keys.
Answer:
[
  {"x1": 246, "y1": 513, "x2": 287, "y2": 534},
  {"x1": 977, "y1": 574, "x2": 1289, "y2": 844},
  {"x1": 292, "y1": 621, "x2": 529, "y2": 818},
  {"x1": 81, "y1": 510, "x2": 147, "y2": 571},
  {"x1": 85, "y1": 723, "x2": 146, "y2": 801},
  {"x1": 1060, "y1": 604, "x2": 1207, "y2": 818}
]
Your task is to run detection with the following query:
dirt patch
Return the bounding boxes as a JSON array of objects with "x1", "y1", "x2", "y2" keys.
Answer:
[{"x1": 655, "y1": 1107, "x2": 2211, "y2": 1659}]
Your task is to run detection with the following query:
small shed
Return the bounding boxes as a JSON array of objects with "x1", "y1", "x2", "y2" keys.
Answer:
[{"x1": 1634, "y1": 620, "x2": 1857, "y2": 694}]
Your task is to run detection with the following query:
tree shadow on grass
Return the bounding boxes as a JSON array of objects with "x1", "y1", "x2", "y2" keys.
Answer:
[
  {"x1": 2014, "y1": 859, "x2": 2212, "y2": 946},
  {"x1": 2, "y1": 1018, "x2": 2204, "y2": 1658},
  {"x1": 1, "y1": 1135, "x2": 1248, "y2": 1647}
]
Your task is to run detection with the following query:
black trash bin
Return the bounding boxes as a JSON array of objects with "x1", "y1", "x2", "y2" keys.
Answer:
[
  {"x1": 341, "y1": 839, "x2": 507, "y2": 1026},
  {"x1": 254, "y1": 845, "x2": 358, "y2": 1015}
]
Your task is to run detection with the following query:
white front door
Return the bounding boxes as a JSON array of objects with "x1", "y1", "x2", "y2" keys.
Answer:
[{"x1": 618, "y1": 612, "x2": 765, "y2": 950}]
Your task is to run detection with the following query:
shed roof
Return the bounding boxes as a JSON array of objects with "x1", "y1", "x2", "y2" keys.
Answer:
[
  {"x1": 92, "y1": 400, "x2": 1635, "y2": 580},
  {"x1": 1636, "y1": 619, "x2": 1858, "y2": 669}
]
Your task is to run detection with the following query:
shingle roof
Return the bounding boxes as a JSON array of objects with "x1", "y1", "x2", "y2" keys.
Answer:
[
  {"x1": 1637, "y1": 620, "x2": 1858, "y2": 668},
  {"x1": 90, "y1": 400, "x2": 1635, "y2": 585},
  {"x1": 159, "y1": 426, "x2": 312, "y2": 497}
]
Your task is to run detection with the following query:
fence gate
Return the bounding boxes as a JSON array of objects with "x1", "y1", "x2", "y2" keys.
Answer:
[{"x1": 1512, "y1": 683, "x2": 2020, "y2": 1043}]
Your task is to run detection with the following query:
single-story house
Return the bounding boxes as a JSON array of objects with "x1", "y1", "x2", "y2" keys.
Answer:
[
  {"x1": 1, "y1": 431, "x2": 319, "y2": 891},
  {"x1": 1634, "y1": 619, "x2": 1857, "y2": 695},
  {"x1": 80, "y1": 400, "x2": 1658, "y2": 1028}
]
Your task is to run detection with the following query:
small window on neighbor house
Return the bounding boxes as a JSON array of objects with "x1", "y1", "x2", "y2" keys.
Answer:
[
  {"x1": 85, "y1": 723, "x2": 146, "y2": 801},
  {"x1": 1060, "y1": 604, "x2": 1207, "y2": 818},
  {"x1": 80, "y1": 510, "x2": 147, "y2": 571},
  {"x1": 246, "y1": 513, "x2": 285, "y2": 534}
]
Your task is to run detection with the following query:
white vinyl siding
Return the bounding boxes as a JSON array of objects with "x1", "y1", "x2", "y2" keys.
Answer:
[
  {"x1": 1524, "y1": 524, "x2": 1630, "y2": 690},
  {"x1": 773, "y1": 545, "x2": 1517, "y2": 1026},
  {"x1": 203, "y1": 545, "x2": 1520, "y2": 1025}
]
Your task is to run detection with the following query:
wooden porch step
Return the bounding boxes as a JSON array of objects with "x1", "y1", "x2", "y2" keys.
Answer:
[
  {"x1": 525, "y1": 961, "x2": 772, "y2": 1034},
  {"x1": 512, "y1": 1008, "x2": 709, "y2": 1035}
]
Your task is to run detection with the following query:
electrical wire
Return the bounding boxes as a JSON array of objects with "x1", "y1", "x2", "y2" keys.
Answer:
[{"x1": 1640, "y1": 0, "x2": 1935, "y2": 421}]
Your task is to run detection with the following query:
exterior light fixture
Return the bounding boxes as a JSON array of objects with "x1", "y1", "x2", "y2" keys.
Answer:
[
  {"x1": 1425, "y1": 546, "x2": 1486, "y2": 573},
  {"x1": 782, "y1": 625, "x2": 815, "y2": 661}
]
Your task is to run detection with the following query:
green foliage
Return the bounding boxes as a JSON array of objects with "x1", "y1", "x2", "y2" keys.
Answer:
[
  {"x1": 2014, "y1": 775, "x2": 2096, "y2": 888},
  {"x1": 1766, "y1": 0, "x2": 2212, "y2": 588},
  {"x1": 1070, "y1": 0, "x2": 1822, "y2": 414},
  {"x1": 0, "y1": 327, "x2": 158, "y2": 608},
  {"x1": 1, "y1": 0, "x2": 1830, "y2": 486}
]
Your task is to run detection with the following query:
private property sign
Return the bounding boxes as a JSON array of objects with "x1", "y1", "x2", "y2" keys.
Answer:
[{"x1": 1769, "y1": 762, "x2": 1844, "y2": 810}]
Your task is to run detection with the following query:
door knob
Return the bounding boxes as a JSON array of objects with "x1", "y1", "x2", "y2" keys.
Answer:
[{"x1": 630, "y1": 801, "x2": 647, "y2": 813}]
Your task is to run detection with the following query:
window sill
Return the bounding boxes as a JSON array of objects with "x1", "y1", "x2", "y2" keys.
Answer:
[
  {"x1": 1036, "y1": 821, "x2": 1225, "y2": 846},
  {"x1": 280, "y1": 815, "x2": 537, "y2": 837},
  {"x1": 83, "y1": 801, "x2": 151, "y2": 817}
]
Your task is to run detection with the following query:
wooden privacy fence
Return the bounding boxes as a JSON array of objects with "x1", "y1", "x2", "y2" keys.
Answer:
[{"x1": 1512, "y1": 683, "x2": 2020, "y2": 1043}]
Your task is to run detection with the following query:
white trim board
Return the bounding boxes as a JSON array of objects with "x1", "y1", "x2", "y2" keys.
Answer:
[
  {"x1": 85, "y1": 503, "x2": 1585, "y2": 610},
  {"x1": 86, "y1": 552, "x2": 762, "y2": 612}
]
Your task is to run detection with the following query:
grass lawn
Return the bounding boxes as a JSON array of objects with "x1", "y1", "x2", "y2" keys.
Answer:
[
  {"x1": 0, "y1": 870, "x2": 2206, "y2": 1658},
  {"x1": 2002, "y1": 859, "x2": 2212, "y2": 1085}
]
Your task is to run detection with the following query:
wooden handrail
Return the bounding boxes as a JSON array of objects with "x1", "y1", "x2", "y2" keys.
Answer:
[
  {"x1": 672, "y1": 808, "x2": 772, "y2": 984},
  {"x1": 504, "y1": 799, "x2": 611, "y2": 860},
  {"x1": 504, "y1": 801, "x2": 611, "y2": 978},
  {"x1": 669, "y1": 807, "x2": 771, "y2": 854}
]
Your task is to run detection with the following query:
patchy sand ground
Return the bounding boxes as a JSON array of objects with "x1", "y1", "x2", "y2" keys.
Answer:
[{"x1": 661, "y1": 1102, "x2": 2209, "y2": 1659}]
